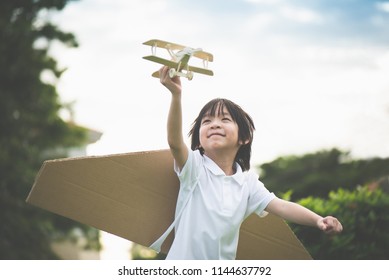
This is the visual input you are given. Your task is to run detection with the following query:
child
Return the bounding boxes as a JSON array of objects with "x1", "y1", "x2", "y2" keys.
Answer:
[{"x1": 158, "y1": 66, "x2": 343, "y2": 260}]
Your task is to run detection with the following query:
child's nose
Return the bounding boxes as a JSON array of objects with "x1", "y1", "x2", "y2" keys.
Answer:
[{"x1": 210, "y1": 119, "x2": 221, "y2": 128}]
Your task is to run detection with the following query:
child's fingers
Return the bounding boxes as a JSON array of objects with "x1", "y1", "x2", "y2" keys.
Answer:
[
  {"x1": 322, "y1": 216, "x2": 343, "y2": 234},
  {"x1": 158, "y1": 66, "x2": 182, "y2": 94},
  {"x1": 159, "y1": 66, "x2": 169, "y2": 81}
]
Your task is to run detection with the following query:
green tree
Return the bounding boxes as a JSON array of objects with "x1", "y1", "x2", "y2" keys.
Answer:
[
  {"x1": 258, "y1": 148, "x2": 389, "y2": 200},
  {"x1": 289, "y1": 186, "x2": 389, "y2": 259},
  {"x1": 131, "y1": 244, "x2": 166, "y2": 260},
  {"x1": 1, "y1": 0, "x2": 100, "y2": 259}
]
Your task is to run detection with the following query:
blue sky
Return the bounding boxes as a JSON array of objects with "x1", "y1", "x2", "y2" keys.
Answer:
[
  {"x1": 158, "y1": 0, "x2": 389, "y2": 44},
  {"x1": 49, "y1": 0, "x2": 389, "y2": 166}
]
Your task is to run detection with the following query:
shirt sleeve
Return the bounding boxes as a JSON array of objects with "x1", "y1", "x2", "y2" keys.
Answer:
[
  {"x1": 174, "y1": 148, "x2": 202, "y2": 190},
  {"x1": 172, "y1": 149, "x2": 203, "y2": 215},
  {"x1": 245, "y1": 170, "x2": 276, "y2": 219}
]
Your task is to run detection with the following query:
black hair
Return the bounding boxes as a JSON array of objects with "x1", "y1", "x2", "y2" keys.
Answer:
[{"x1": 188, "y1": 98, "x2": 255, "y2": 171}]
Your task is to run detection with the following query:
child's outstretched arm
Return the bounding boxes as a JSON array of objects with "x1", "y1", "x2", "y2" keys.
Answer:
[
  {"x1": 265, "y1": 197, "x2": 343, "y2": 234},
  {"x1": 159, "y1": 66, "x2": 188, "y2": 171}
]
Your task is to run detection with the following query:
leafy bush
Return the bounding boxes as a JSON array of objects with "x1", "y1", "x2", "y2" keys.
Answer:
[{"x1": 288, "y1": 186, "x2": 389, "y2": 259}]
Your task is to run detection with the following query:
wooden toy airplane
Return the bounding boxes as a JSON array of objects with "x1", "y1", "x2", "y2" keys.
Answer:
[{"x1": 143, "y1": 39, "x2": 214, "y2": 80}]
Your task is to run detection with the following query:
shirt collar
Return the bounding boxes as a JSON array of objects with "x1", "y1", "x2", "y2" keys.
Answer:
[{"x1": 203, "y1": 154, "x2": 245, "y2": 185}]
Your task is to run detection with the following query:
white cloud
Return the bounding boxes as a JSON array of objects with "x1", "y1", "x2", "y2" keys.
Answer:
[
  {"x1": 376, "y1": 1, "x2": 389, "y2": 13},
  {"x1": 245, "y1": 0, "x2": 282, "y2": 4},
  {"x1": 243, "y1": 12, "x2": 276, "y2": 32},
  {"x1": 280, "y1": 5, "x2": 323, "y2": 23}
]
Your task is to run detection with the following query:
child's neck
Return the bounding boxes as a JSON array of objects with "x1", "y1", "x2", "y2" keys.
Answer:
[{"x1": 204, "y1": 151, "x2": 236, "y2": 176}]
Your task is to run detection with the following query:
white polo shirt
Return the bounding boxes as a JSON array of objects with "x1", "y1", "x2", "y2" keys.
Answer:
[{"x1": 165, "y1": 149, "x2": 276, "y2": 260}]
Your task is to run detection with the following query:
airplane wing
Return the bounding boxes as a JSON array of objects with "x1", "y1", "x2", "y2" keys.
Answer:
[
  {"x1": 152, "y1": 71, "x2": 160, "y2": 78},
  {"x1": 143, "y1": 39, "x2": 214, "y2": 62},
  {"x1": 142, "y1": 55, "x2": 179, "y2": 68},
  {"x1": 188, "y1": 65, "x2": 214, "y2": 76},
  {"x1": 143, "y1": 54, "x2": 214, "y2": 78},
  {"x1": 143, "y1": 39, "x2": 185, "y2": 51},
  {"x1": 192, "y1": 51, "x2": 213, "y2": 62},
  {"x1": 151, "y1": 66, "x2": 213, "y2": 78}
]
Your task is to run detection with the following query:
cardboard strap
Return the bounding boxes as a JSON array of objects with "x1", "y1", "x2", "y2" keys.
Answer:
[{"x1": 149, "y1": 177, "x2": 199, "y2": 253}]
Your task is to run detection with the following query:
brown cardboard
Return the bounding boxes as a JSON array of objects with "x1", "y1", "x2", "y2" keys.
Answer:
[{"x1": 26, "y1": 149, "x2": 312, "y2": 260}]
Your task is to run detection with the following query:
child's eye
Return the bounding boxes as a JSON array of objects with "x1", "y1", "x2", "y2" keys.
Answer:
[
  {"x1": 202, "y1": 119, "x2": 211, "y2": 124},
  {"x1": 222, "y1": 117, "x2": 231, "y2": 122}
]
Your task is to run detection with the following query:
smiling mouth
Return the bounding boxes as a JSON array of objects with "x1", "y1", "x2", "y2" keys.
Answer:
[{"x1": 208, "y1": 133, "x2": 225, "y2": 138}]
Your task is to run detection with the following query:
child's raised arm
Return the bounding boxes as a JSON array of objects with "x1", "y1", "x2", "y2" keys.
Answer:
[{"x1": 159, "y1": 66, "x2": 188, "y2": 171}]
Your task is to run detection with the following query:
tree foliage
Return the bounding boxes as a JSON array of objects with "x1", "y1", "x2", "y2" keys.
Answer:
[
  {"x1": 0, "y1": 0, "x2": 100, "y2": 259},
  {"x1": 131, "y1": 244, "x2": 166, "y2": 260},
  {"x1": 289, "y1": 186, "x2": 389, "y2": 259},
  {"x1": 258, "y1": 148, "x2": 389, "y2": 200}
]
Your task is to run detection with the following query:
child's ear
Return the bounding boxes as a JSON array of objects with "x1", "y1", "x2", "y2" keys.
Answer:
[{"x1": 239, "y1": 139, "x2": 250, "y2": 145}]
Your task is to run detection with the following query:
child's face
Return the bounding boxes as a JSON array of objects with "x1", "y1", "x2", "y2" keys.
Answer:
[{"x1": 199, "y1": 107, "x2": 241, "y2": 156}]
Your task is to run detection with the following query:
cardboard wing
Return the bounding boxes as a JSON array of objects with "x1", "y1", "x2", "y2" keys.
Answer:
[{"x1": 26, "y1": 149, "x2": 312, "y2": 259}]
